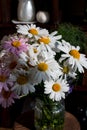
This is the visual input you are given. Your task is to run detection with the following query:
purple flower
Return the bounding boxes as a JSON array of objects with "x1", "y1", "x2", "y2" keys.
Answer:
[
  {"x1": 0, "y1": 89, "x2": 19, "y2": 108},
  {"x1": 0, "y1": 69, "x2": 14, "y2": 92},
  {"x1": 3, "y1": 36, "x2": 28, "y2": 56}
]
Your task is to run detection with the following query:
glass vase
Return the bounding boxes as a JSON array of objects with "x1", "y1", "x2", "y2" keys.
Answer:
[{"x1": 34, "y1": 98, "x2": 65, "y2": 130}]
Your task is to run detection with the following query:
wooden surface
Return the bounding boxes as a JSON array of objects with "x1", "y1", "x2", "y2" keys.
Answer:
[
  {"x1": 0, "y1": 112, "x2": 80, "y2": 130},
  {"x1": 63, "y1": 112, "x2": 80, "y2": 130}
]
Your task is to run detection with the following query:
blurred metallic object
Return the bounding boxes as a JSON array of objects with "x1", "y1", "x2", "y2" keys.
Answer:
[
  {"x1": 17, "y1": 0, "x2": 36, "y2": 22},
  {"x1": 36, "y1": 11, "x2": 50, "y2": 23}
]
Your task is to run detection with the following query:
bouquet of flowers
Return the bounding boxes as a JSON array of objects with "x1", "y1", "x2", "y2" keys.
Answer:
[{"x1": 0, "y1": 24, "x2": 87, "y2": 109}]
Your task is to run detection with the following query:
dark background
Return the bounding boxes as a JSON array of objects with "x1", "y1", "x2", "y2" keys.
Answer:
[{"x1": 0, "y1": 0, "x2": 87, "y2": 130}]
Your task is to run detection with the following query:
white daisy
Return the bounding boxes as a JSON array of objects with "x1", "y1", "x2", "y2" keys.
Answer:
[
  {"x1": 19, "y1": 43, "x2": 56, "y2": 68},
  {"x1": 37, "y1": 31, "x2": 62, "y2": 49},
  {"x1": 61, "y1": 61, "x2": 77, "y2": 79},
  {"x1": 19, "y1": 44, "x2": 39, "y2": 67},
  {"x1": 44, "y1": 78, "x2": 69, "y2": 101},
  {"x1": 58, "y1": 40, "x2": 87, "y2": 73},
  {"x1": 16, "y1": 24, "x2": 49, "y2": 38},
  {"x1": 57, "y1": 40, "x2": 72, "y2": 53},
  {"x1": 29, "y1": 55, "x2": 62, "y2": 84},
  {"x1": 11, "y1": 70, "x2": 35, "y2": 96},
  {"x1": 37, "y1": 44, "x2": 56, "y2": 61}
]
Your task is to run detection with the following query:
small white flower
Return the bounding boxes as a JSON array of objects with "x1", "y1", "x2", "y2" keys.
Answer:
[
  {"x1": 16, "y1": 24, "x2": 49, "y2": 39},
  {"x1": 29, "y1": 55, "x2": 62, "y2": 84},
  {"x1": 59, "y1": 40, "x2": 87, "y2": 73},
  {"x1": 44, "y1": 78, "x2": 69, "y2": 101},
  {"x1": 11, "y1": 70, "x2": 35, "y2": 96},
  {"x1": 50, "y1": 31, "x2": 62, "y2": 48},
  {"x1": 19, "y1": 45, "x2": 38, "y2": 67},
  {"x1": 19, "y1": 43, "x2": 56, "y2": 67},
  {"x1": 61, "y1": 61, "x2": 77, "y2": 79},
  {"x1": 37, "y1": 44, "x2": 56, "y2": 60},
  {"x1": 38, "y1": 31, "x2": 62, "y2": 49}
]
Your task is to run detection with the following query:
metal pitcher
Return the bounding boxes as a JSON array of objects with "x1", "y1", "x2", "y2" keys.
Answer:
[{"x1": 17, "y1": 0, "x2": 36, "y2": 22}]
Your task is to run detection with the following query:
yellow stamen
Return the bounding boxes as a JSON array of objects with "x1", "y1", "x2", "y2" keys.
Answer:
[
  {"x1": 29, "y1": 29, "x2": 38, "y2": 35},
  {"x1": 38, "y1": 37, "x2": 50, "y2": 44},
  {"x1": 17, "y1": 75, "x2": 28, "y2": 85},
  {"x1": 38, "y1": 62, "x2": 48, "y2": 71},
  {"x1": 62, "y1": 66, "x2": 69, "y2": 74},
  {"x1": 52, "y1": 83, "x2": 61, "y2": 92},
  {"x1": 12, "y1": 40, "x2": 21, "y2": 47},
  {"x1": 2, "y1": 89, "x2": 12, "y2": 99},
  {"x1": 69, "y1": 49, "x2": 80, "y2": 59},
  {"x1": 33, "y1": 48, "x2": 38, "y2": 53},
  {"x1": 0, "y1": 75, "x2": 6, "y2": 82}
]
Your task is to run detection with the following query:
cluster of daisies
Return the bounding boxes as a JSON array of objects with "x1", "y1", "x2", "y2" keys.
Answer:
[{"x1": 0, "y1": 24, "x2": 87, "y2": 108}]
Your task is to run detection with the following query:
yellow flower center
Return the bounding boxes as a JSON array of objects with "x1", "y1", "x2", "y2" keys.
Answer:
[
  {"x1": 38, "y1": 37, "x2": 50, "y2": 44},
  {"x1": 0, "y1": 75, "x2": 6, "y2": 82},
  {"x1": 12, "y1": 40, "x2": 21, "y2": 47},
  {"x1": 29, "y1": 29, "x2": 38, "y2": 35},
  {"x1": 2, "y1": 89, "x2": 12, "y2": 99},
  {"x1": 33, "y1": 48, "x2": 38, "y2": 53},
  {"x1": 17, "y1": 75, "x2": 28, "y2": 85},
  {"x1": 38, "y1": 62, "x2": 48, "y2": 71},
  {"x1": 52, "y1": 83, "x2": 61, "y2": 92},
  {"x1": 69, "y1": 49, "x2": 80, "y2": 59},
  {"x1": 62, "y1": 66, "x2": 69, "y2": 74}
]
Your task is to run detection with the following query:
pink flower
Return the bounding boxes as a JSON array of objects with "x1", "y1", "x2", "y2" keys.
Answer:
[
  {"x1": 3, "y1": 36, "x2": 28, "y2": 56},
  {"x1": 0, "y1": 69, "x2": 14, "y2": 92},
  {"x1": 0, "y1": 51, "x2": 20, "y2": 71},
  {"x1": 0, "y1": 89, "x2": 19, "y2": 108}
]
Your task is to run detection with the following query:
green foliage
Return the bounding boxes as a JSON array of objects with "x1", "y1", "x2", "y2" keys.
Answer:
[{"x1": 58, "y1": 23, "x2": 87, "y2": 53}]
